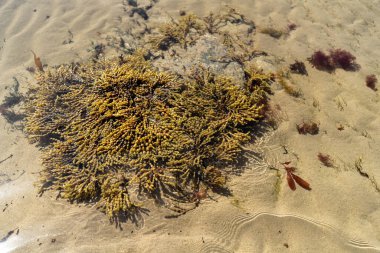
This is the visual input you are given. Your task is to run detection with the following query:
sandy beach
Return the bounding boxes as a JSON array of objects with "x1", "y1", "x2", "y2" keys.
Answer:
[{"x1": 1, "y1": 0, "x2": 380, "y2": 252}]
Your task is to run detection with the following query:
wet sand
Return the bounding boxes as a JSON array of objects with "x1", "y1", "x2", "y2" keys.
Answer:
[{"x1": 0, "y1": 0, "x2": 379, "y2": 252}]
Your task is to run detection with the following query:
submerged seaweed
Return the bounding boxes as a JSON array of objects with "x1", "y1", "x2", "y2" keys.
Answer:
[
  {"x1": 289, "y1": 61, "x2": 308, "y2": 75},
  {"x1": 366, "y1": 74, "x2": 378, "y2": 91},
  {"x1": 308, "y1": 49, "x2": 360, "y2": 72},
  {"x1": 149, "y1": 14, "x2": 205, "y2": 50},
  {"x1": 329, "y1": 49, "x2": 359, "y2": 71},
  {"x1": 23, "y1": 52, "x2": 272, "y2": 223},
  {"x1": 149, "y1": 9, "x2": 255, "y2": 51},
  {"x1": 308, "y1": 50, "x2": 335, "y2": 72}
]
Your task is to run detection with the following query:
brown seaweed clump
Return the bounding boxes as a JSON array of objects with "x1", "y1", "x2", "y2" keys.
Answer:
[
  {"x1": 289, "y1": 61, "x2": 308, "y2": 75},
  {"x1": 287, "y1": 23, "x2": 297, "y2": 31},
  {"x1": 296, "y1": 120, "x2": 319, "y2": 135},
  {"x1": 149, "y1": 9, "x2": 255, "y2": 51},
  {"x1": 23, "y1": 52, "x2": 272, "y2": 224},
  {"x1": 149, "y1": 14, "x2": 206, "y2": 50},
  {"x1": 366, "y1": 74, "x2": 378, "y2": 91},
  {"x1": 317, "y1": 152, "x2": 334, "y2": 167}
]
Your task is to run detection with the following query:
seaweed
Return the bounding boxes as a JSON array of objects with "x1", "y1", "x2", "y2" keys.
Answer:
[
  {"x1": 366, "y1": 74, "x2": 378, "y2": 91},
  {"x1": 92, "y1": 43, "x2": 105, "y2": 59},
  {"x1": 296, "y1": 120, "x2": 319, "y2": 135},
  {"x1": 329, "y1": 49, "x2": 359, "y2": 71},
  {"x1": 0, "y1": 154, "x2": 13, "y2": 165},
  {"x1": 281, "y1": 162, "x2": 311, "y2": 191},
  {"x1": 276, "y1": 71, "x2": 302, "y2": 97},
  {"x1": 336, "y1": 123, "x2": 344, "y2": 131},
  {"x1": 308, "y1": 50, "x2": 334, "y2": 72},
  {"x1": 150, "y1": 9, "x2": 255, "y2": 51},
  {"x1": 130, "y1": 7, "x2": 149, "y2": 20},
  {"x1": 203, "y1": 8, "x2": 254, "y2": 34},
  {"x1": 287, "y1": 23, "x2": 297, "y2": 31},
  {"x1": 354, "y1": 157, "x2": 380, "y2": 193},
  {"x1": 264, "y1": 103, "x2": 288, "y2": 129},
  {"x1": 289, "y1": 61, "x2": 308, "y2": 75},
  {"x1": 23, "y1": 52, "x2": 272, "y2": 223},
  {"x1": 26, "y1": 66, "x2": 36, "y2": 73},
  {"x1": 149, "y1": 14, "x2": 205, "y2": 50},
  {"x1": 31, "y1": 50, "x2": 44, "y2": 72},
  {"x1": 127, "y1": 0, "x2": 137, "y2": 7},
  {"x1": 317, "y1": 152, "x2": 334, "y2": 167},
  {"x1": 308, "y1": 49, "x2": 359, "y2": 72},
  {"x1": 62, "y1": 30, "x2": 74, "y2": 45}
]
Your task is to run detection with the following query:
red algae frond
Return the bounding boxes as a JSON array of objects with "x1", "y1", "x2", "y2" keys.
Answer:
[
  {"x1": 317, "y1": 153, "x2": 334, "y2": 167},
  {"x1": 296, "y1": 120, "x2": 319, "y2": 135},
  {"x1": 329, "y1": 49, "x2": 359, "y2": 71},
  {"x1": 366, "y1": 74, "x2": 378, "y2": 91},
  {"x1": 308, "y1": 50, "x2": 334, "y2": 72},
  {"x1": 308, "y1": 49, "x2": 360, "y2": 72}
]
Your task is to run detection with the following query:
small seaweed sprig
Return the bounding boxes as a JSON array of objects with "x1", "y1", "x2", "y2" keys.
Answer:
[{"x1": 281, "y1": 162, "x2": 311, "y2": 191}]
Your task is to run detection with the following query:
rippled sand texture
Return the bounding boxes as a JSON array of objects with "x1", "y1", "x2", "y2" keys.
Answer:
[{"x1": 1, "y1": 0, "x2": 380, "y2": 252}]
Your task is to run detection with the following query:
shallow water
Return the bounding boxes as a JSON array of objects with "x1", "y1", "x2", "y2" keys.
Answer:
[{"x1": 1, "y1": 0, "x2": 380, "y2": 252}]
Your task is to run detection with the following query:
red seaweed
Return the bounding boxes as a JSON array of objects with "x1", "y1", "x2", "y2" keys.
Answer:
[
  {"x1": 286, "y1": 171, "x2": 296, "y2": 191},
  {"x1": 281, "y1": 162, "x2": 311, "y2": 191},
  {"x1": 308, "y1": 49, "x2": 360, "y2": 72},
  {"x1": 366, "y1": 74, "x2": 378, "y2": 91},
  {"x1": 308, "y1": 50, "x2": 334, "y2": 72},
  {"x1": 296, "y1": 120, "x2": 319, "y2": 135},
  {"x1": 291, "y1": 174, "x2": 311, "y2": 190},
  {"x1": 317, "y1": 152, "x2": 334, "y2": 167},
  {"x1": 287, "y1": 23, "x2": 297, "y2": 31},
  {"x1": 329, "y1": 49, "x2": 359, "y2": 71}
]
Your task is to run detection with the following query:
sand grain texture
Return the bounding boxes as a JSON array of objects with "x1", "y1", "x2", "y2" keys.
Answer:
[{"x1": 1, "y1": 0, "x2": 380, "y2": 252}]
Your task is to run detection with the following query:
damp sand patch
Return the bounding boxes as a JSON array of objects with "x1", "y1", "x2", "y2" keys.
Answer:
[{"x1": 5, "y1": 10, "x2": 279, "y2": 225}]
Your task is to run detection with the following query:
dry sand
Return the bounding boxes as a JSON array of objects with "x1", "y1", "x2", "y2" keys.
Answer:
[{"x1": 1, "y1": 0, "x2": 380, "y2": 252}]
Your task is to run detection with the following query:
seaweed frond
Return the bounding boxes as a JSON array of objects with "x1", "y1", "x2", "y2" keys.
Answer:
[
  {"x1": 308, "y1": 49, "x2": 359, "y2": 72},
  {"x1": 149, "y1": 9, "x2": 255, "y2": 51},
  {"x1": 149, "y1": 14, "x2": 205, "y2": 50},
  {"x1": 329, "y1": 49, "x2": 359, "y2": 71},
  {"x1": 276, "y1": 71, "x2": 302, "y2": 97},
  {"x1": 308, "y1": 50, "x2": 334, "y2": 72},
  {"x1": 296, "y1": 120, "x2": 319, "y2": 135},
  {"x1": 23, "y1": 53, "x2": 272, "y2": 223},
  {"x1": 289, "y1": 61, "x2": 308, "y2": 75},
  {"x1": 366, "y1": 74, "x2": 378, "y2": 91},
  {"x1": 317, "y1": 152, "x2": 334, "y2": 167}
]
